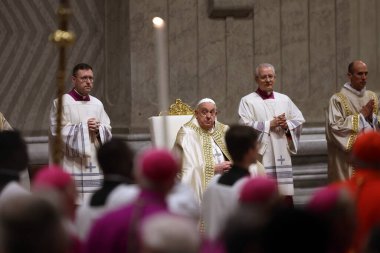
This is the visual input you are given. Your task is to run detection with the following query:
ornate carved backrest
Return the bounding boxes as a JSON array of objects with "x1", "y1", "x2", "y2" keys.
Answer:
[
  {"x1": 169, "y1": 99, "x2": 194, "y2": 115},
  {"x1": 159, "y1": 99, "x2": 194, "y2": 116}
]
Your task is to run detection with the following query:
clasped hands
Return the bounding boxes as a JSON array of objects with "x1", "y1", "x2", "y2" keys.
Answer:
[
  {"x1": 360, "y1": 99, "x2": 374, "y2": 120},
  {"x1": 270, "y1": 113, "x2": 288, "y2": 131},
  {"x1": 88, "y1": 118, "x2": 100, "y2": 134}
]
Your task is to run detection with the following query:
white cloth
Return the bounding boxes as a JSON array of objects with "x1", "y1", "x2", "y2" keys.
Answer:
[
  {"x1": 166, "y1": 182, "x2": 200, "y2": 221},
  {"x1": 201, "y1": 175, "x2": 249, "y2": 240},
  {"x1": 238, "y1": 91, "x2": 305, "y2": 196},
  {"x1": 50, "y1": 94, "x2": 112, "y2": 204},
  {"x1": 0, "y1": 181, "x2": 29, "y2": 206}
]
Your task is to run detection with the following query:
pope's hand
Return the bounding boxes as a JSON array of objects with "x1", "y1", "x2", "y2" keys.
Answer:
[{"x1": 214, "y1": 161, "x2": 232, "y2": 174}]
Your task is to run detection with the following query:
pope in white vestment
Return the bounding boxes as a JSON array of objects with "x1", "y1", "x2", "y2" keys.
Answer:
[
  {"x1": 326, "y1": 60, "x2": 380, "y2": 181},
  {"x1": 238, "y1": 63, "x2": 305, "y2": 197},
  {"x1": 174, "y1": 99, "x2": 233, "y2": 204},
  {"x1": 50, "y1": 64, "x2": 111, "y2": 204}
]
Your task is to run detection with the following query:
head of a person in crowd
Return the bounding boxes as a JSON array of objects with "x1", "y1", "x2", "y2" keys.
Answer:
[
  {"x1": 140, "y1": 213, "x2": 200, "y2": 253},
  {"x1": 135, "y1": 149, "x2": 179, "y2": 196},
  {"x1": 347, "y1": 60, "x2": 368, "y2": 91},
  {"x1": 194, "y1": 98, "x2": 217, "y2": 131},
  {"x1": 71, "y1": 63, "x2": 94, "y2": 96},
  {"x1": 32, "y1": 166, "x2": 77, "y2": 221},
  {"x1": 222, "y1": 207, "x2": 268, "y2": 253},
  {"x1": 350, "y1": 131, "x2": 380, "y2": 170},
  {"x1": 0, "y1": 131, "x2": 29, "y2": 188},
  {"x1": 225, "y1": 125, "x2": 259, "y2": 167},
  {"x1": 0, "y1": 195, "x2": 69, "y2": 253},
  {"x1": 348, "y1": 60, "x2": 368, "y2": 91},
  {"x1": 239, "y1": 176, "x2": 284, "y2": 214},
  {"x1": 307, "y1": 186, "x2": 356, "y2": 253},
  {"x1": 97, "y1": 138, "x2": 134, "y2": 183},
  {"x1": 262, "y1": 208, "x2": 329, "y2": 253},
  {"x1": 255, "y1": 63, "x2": 276, "y2": 95}
]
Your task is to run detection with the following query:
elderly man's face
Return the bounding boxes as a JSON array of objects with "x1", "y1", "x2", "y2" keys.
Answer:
[
  {"x1": 195, "y1": 102, "x2": 217, "y2": 131},
  {"x1": 72, "y1": 69, "x2": 94, "y2": 96},
  {"x1": 348, "y1": 61, "x2": 368, "y2": 91},
  {"x1": 256, "y1": 67, "x2": 276, "y2": 93}
]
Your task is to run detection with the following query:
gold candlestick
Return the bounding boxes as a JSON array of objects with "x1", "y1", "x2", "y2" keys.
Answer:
[{"x1": 50, "y1": 0, "x2": 75, "y2": 165}]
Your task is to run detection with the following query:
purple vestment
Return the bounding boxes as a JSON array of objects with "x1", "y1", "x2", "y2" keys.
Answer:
[{"x1": 84, "y1": 189, "x2": 169, "y2": 253}]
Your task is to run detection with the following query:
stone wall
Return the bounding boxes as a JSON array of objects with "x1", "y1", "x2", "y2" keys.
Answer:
[{"x1": 0, "y1": 0, "x2": 379, "y2": 135}]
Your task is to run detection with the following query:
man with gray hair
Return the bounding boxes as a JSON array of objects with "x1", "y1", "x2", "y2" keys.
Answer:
[
  {"x1": 140, "y1": 213, "x2": 201, "y2": 253},
  {"x1": 238, "y1": 63, "x2": 305, "y2": 205},
  {"x1": 174, "y1": 98, "x2": 232, "y2": 204}
]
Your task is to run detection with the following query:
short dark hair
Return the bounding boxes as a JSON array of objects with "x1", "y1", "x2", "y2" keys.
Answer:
[
  {"x1": 97, "y1": 138, "x2": 134, "y2": 181},
  {"x1": 348, "y1": 62, "x2": 355, "y2": 74},
  {"x1": 72, "y1": 63, "x2": 93, "y2": 76},
  {"x1": 0, "y1": 130, "x2": 28, "y2": 173},
  {"x1": 225, "y1": 125, "x2": 258, "y2": 162}
]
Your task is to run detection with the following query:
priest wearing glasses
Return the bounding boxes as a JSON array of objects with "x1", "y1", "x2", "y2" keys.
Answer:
[
  {"x1": 50, "y1": 63, "x2": 112, "y2": 204},
  {"x1": 238, "y1": 63, "x2": 305, "y2": 206}
]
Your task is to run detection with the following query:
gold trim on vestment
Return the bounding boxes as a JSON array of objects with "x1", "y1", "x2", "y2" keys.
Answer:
[
  {"x1": 336, "y1": 93, "x2": 359, "y2": 151},
  {"x1": 185, "y1": 121, "x2": 231, "y2": 189},
  {"x1": 352, "y1": 114, "x2": 359, "y2": 133},
  {"x1": 346, "y1": 134, "x2": 357, "y2": 151},
  {"x1": 336, "y1": 92, "x2": 353, "y2": 115}
]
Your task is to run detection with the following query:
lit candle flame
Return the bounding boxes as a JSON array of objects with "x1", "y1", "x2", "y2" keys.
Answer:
[{"x1": 152, "y1": 17, "x2": 164, "y2": 28}]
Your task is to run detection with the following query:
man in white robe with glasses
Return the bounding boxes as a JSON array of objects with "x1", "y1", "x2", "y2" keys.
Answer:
[
  {"x1": 238, "y1": 63, "x2": 305, "y2": 206},
  {"x1": 50, "y1": 63, "x2": 112, "y2": 204}
]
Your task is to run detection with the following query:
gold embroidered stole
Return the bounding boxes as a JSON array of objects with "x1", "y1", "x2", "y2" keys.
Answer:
[
  {"x1": 336, "y1": 92, "x2": 359, "y2": 151},
  {"x1": 185, "y1": 121, "x2": 232, "y2": 189}
]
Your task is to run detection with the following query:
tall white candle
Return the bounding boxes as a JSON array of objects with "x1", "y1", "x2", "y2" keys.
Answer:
[{"x1": 152, "y1": 17, "x2": 169, "y2": 148}]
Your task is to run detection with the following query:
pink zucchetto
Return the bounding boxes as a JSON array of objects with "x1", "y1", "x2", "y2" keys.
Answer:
[
  {"x1": 137, "y1": 149, "x2": 179, "y2": 184},
  {"x1": 307, "y1": 187, "x2": 341, "y2": 213},
  {"x1": 239, "y1": 177, "x2": 278, "y2": 204},
  {"x1": 33, "y1": 165, "x2": 73, "y2": 190}
]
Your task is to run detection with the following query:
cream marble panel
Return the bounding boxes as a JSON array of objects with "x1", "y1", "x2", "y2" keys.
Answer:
[
  {"x1": 308, "y1": 0, "x2": 336, "y2": 123},
  {"x1": 280, "y1": 0, "x2": 309, "y2": 102},
  {"x1": 197, "y1": 0, "x2": 227, "y2": 121},
  {"x1": 168, "y1": 0, "x2": 198, "y2": 106},
  {"x1": 225, "y1": 17, "x2": 254, "y2": 124},
  {"x1": 336, "y1": 0, "x2": 352, "y2": 90},
  {"x1": 104, "y1": 0, "x2": 131, "y2": 133},
  {"x1": 253, "y1": 0, "x2": 282, "y2": 87},
  {"x1": 359, "y1": 0, "x2": 378, "y2": 91},
  {"x1": 129, "y1": 0, "x2": 168, "y2": 132}
]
